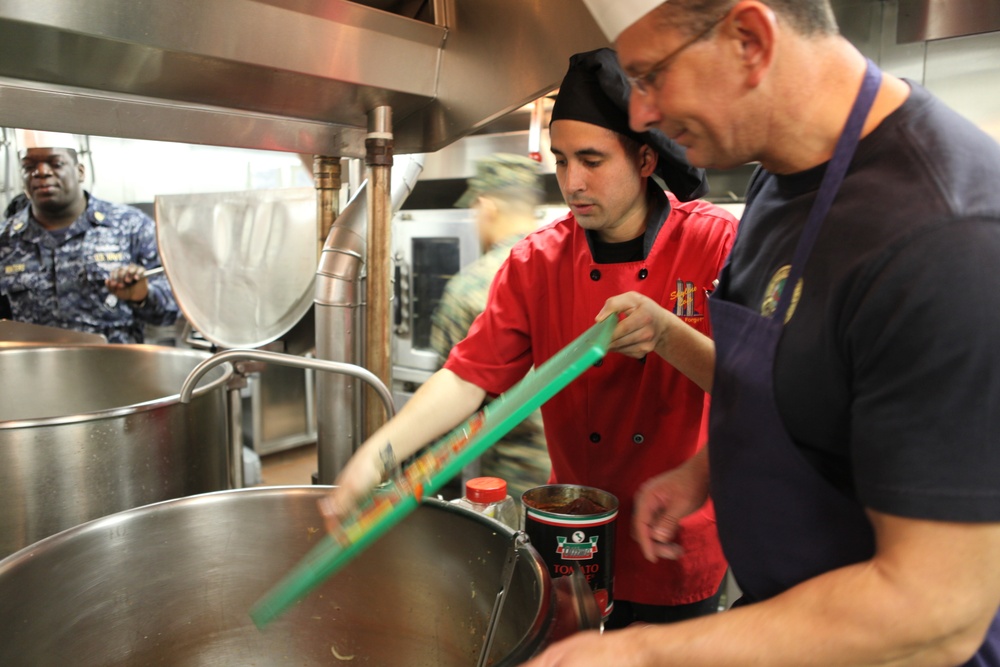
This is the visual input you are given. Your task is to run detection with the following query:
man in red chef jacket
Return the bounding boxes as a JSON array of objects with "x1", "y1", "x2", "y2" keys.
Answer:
[{"x1": 322, "y1": 48, "x2": 738, "y2": 628}]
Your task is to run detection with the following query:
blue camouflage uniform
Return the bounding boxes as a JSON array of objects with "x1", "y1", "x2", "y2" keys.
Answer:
[{"x1": 0, "y1": 192, "x2": 178, "y2": 343}]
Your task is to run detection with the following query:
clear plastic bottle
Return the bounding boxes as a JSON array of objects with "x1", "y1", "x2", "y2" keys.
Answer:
[{"x1": 451, "y1": 476, "x2": 520, "y2": 530}]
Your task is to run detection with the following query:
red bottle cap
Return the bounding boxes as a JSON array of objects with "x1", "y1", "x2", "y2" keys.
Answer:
[{"x1": 465, "y1": 477, "x2": 508, "y2": 504}]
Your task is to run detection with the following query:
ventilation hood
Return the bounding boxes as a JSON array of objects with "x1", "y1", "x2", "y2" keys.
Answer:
[{"x1": 0, "y1": 0, "x2": 608, "y2": 156}]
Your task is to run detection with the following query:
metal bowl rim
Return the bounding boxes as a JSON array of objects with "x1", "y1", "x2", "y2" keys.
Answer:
[
  {"x1": 0, "y1": 486, "x2": 561, "y2": 665},
  {"x1": 0, "y1": 344, "x2": 232, "y2": 429}
]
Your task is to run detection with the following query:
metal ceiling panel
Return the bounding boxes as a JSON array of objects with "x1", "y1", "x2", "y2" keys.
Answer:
[{"x1": 0, "y1": 0, "x2": 607, "y2": 156}]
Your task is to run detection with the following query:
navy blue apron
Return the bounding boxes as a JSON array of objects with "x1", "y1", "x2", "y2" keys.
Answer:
[{"x1": 707, "y1": 60, "x2": 1000, "y2": 665}]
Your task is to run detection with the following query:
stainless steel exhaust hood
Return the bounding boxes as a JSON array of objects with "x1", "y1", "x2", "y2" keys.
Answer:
[{"x1": 0, "y1": 0, "x2": 608, "y2": 156}]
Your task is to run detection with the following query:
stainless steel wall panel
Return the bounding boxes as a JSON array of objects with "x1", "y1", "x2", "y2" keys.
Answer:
[
  {"x1": 833, "y1": 0, "x2": 885, "y2": 61},
  {"x1": 874, "y1": 1, "x2": 928, "y2": 84},
  {"x1": 898, "y1": 0, "x2": 1000, "y2": 43},
  {"x1": 924, "y1": 33, "x2": 1000, "y2": 141},
  {"x1": 833, "y1": 0, "x2": 1000, "y2": 144}
]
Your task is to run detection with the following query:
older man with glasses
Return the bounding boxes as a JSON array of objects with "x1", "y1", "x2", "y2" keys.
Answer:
[{"x1": 522, "y1": 1, "x2": 1000, "y2": 666}]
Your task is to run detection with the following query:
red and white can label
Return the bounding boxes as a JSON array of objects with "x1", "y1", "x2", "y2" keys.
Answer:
[{"x1": 522, "y1": 485, "x2": 618, "y2": 617}]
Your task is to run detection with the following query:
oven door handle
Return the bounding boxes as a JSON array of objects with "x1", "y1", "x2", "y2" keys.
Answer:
[{"x1": 394, "y1": 256, "x2": 411, "y2": 335}]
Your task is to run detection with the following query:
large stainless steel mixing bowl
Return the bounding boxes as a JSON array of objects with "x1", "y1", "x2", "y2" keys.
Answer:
[
  {"x1": 0, "y1": 344, "x2": 231, "y2": 558},
  {"x1": 0, "y1": 488, "x2": 595, "y2": 666}
]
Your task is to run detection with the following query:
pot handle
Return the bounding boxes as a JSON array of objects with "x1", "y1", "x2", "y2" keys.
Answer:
[{"x1": 477, "y1": 531, "x2": 527, "y2": 667}]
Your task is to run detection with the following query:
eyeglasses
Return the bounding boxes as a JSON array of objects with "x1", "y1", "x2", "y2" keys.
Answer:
[{"x1": 625, "y1": 11, "x2": 730, "y2": 96}]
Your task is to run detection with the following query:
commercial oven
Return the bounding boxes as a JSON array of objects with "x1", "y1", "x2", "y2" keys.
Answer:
[{"x1": 391, "y1": 208, "x2": 481, "y2": 407}]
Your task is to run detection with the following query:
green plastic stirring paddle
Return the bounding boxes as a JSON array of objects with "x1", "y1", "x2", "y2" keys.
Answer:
[{"x1": 249, "y1": 315, "x2": 616, "y2": 628}]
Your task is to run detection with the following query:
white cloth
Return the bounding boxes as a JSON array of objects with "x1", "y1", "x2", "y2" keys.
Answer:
[
  {"x1": 16, "y1": 129, "x2": 78, "y2": 151},
  {"x1": 582, "y1": 0, "x2": 665, "y2": 42}
]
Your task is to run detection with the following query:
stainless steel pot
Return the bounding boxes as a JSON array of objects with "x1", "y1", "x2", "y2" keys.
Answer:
[
  {"x1": 0, "y1": 488, "x2": 598, "y2": 666},
  {"x1": 0, "y1": 344, "x2": 231, "y2": 559}
]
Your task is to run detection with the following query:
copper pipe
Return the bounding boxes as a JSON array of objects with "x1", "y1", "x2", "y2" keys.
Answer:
[
  {"x1": 364, "y1": 106, "x2": 394, "y2": 439},
  {"x1": 313, "y1": 155, "x2": 342, "y2": 262}
]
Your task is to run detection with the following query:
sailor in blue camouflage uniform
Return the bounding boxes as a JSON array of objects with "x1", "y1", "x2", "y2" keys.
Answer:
[{"x1": 0, "y1": 144, "x2": 178, "y2": 343}]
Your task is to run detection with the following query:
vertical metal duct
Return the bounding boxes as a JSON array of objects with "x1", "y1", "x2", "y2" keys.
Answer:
[{"x1": 314, "y1": 153, "x2": 424, "y2": 484}]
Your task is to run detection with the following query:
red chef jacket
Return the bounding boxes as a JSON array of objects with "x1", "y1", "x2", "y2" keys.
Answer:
[{"x1": 445, "y1": 190, "x2": 737, "y2": 605}]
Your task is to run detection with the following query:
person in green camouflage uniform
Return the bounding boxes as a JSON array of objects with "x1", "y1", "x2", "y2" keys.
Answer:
[{"x1": 431, "y1": 154, "x2": 551, "y2": 503}]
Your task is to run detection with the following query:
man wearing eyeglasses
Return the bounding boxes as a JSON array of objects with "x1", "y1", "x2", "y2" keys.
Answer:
[
  {"x1": 523, "y1": 1, "x2": 1000, "y2": 665},
  {"x1": 321, "y1": 48, "x2": 738, "y2": 629}
]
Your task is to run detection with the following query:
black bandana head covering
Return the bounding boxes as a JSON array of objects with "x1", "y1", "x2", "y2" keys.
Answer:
[{"x1": 550, "y1": 48, "x2": 709, "y2": 201}]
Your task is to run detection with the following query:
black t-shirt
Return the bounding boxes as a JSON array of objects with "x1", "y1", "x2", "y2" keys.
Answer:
[
  {"x1": 719, "y1": 81, "x2": 1000, "y2": 522},
  {"x1": 591, "y1": 235, "x2": 644, "y2": 263},
  {"x1": 586, "y1": 186, "x2": 670, "y2": 264}
]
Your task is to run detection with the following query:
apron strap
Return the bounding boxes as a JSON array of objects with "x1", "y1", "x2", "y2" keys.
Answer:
[{"x1": 774, "y1": 59, "x2": 882, "y2": 321}]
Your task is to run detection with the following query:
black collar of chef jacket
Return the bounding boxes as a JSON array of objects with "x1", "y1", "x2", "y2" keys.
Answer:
[{"x1": 585, "y1": 186, "x2": 669, "y2": 264}]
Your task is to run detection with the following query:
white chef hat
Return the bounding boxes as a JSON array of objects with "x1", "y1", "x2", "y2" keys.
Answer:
[
  {"x1": 15, "y1": 129, "x2": 79, "y2": 154},
  {"x1": 582, "y1": 0, "x2": 666, "y2": 42}
]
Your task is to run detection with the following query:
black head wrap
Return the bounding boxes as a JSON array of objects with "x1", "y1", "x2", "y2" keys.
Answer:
[{"x1": 550, "y1": 48, "x2": 709, "y2": 201}]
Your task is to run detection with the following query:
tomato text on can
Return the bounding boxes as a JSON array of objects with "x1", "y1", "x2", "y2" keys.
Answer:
[{"x1": 522, "y1": 484, "x2": 618, "y2": 618}]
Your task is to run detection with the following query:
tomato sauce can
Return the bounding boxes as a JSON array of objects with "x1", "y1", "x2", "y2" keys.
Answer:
[{"x1": 521, "y1": 484, "x2": 619, "y2": 618}]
